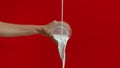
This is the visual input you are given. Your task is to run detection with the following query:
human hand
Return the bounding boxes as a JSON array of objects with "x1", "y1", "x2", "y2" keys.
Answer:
[{"x1": 37, "y1": 20, "x2": 72, "y2": 41}]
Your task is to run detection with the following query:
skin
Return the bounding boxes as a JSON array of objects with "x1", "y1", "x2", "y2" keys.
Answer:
[{"x1": 0, "y1": 20, "x2": 72, "y2": 40}]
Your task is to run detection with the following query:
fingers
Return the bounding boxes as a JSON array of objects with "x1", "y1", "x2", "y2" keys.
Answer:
[
  {"x1": 40, "y1": 20, "x2": 72, "y2": 43},
  {"x1": 45, "y1": 20, "x2": 72, "y2": 40},
  {"x1": 51, "y1": 20, "x2": 70, "y2": 30},
  {"x1": 51, "y1": 20, "x2": 72, "y2": 37}
]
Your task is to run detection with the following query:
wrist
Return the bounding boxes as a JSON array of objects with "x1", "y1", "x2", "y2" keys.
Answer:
[
  {"x1": 25, "y1": 25, "x2": 41, "y2": 34},
  {"x1": 34, "y1": 25, "x2": 45, "y2": 34}
]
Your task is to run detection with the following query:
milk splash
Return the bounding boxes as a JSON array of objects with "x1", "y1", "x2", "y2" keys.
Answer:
[
  {"x1": 51, "y1": 21, "x2": 70, "y2": 68},
  {"x1": 53, "y1": 34, "x2": 69, "y2": 68}
]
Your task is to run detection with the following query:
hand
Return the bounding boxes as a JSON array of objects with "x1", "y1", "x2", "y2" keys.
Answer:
[{"x1": 36, "y1": 20, "x2": 72, "y2": 42}]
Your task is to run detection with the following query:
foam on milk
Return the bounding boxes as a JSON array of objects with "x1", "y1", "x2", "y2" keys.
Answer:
[{"x1": 53, "y1": 34, "x2": 69, "y2": 68}]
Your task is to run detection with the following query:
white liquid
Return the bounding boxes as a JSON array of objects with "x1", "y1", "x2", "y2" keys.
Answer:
[{"x1": 53, "y1": 34, "x2": 69, "y2": 68}]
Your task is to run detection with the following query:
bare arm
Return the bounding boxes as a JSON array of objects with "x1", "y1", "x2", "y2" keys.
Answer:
[
  {"x1": 0, "y1": 21, "x2": 72, "y2": 38},
  {"x1": 0, "y1": 21, "x2": 42, "y2": 37}
]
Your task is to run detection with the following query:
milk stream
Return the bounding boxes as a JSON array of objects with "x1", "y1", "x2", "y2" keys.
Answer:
[{"x1": 53, "y1": 34, "x2": 69, "y2": 68}]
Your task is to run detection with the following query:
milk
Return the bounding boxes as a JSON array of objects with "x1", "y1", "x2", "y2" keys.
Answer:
[{"x1": 53, "y1": 34, "x2": 69, "y2": 68}]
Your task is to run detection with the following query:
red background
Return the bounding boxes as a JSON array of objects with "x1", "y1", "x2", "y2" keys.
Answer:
[{"x1": 0, "y1": 0, "x2": 120, "y2": 68}]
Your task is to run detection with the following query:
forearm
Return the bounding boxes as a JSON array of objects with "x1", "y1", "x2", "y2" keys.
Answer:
[{"x1": 0, "y1": 22, "x2": 42, "y2": 37}]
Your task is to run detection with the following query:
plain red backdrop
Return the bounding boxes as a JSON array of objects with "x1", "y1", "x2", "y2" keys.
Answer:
[{"x1": 0, "y1": 0, "x2": 120, "y2": 68}]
